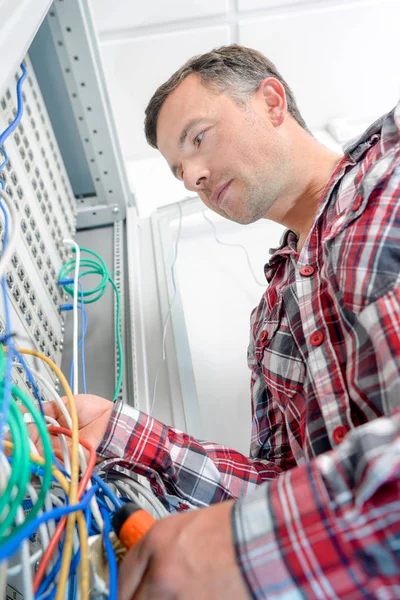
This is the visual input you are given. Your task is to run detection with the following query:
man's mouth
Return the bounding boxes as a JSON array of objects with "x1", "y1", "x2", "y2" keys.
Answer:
[{"x1": 210, "y1": 180, "x2": 233, "y2": 207}]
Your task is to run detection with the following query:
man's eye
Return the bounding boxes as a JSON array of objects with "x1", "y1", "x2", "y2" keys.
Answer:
[{"x1": 194, "y1": 132, "x2": 204, "y2": 147}]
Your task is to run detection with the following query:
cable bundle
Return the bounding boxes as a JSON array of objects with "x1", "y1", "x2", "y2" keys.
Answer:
[{"x1": 0, "y1": 62, "x2": 167, "y2": 599}]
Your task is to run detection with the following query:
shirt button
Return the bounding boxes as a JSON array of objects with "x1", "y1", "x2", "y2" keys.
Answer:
[
  {"x1": 299, "y1": 265, "x2": 315, "y2": 277},
  {"x1": 352, "y1": 194, "x2": 363, "y2": 211},
  {"x1": 310, "y1": 330, "x2": 324, "y2": 346},
  {"x1": 332, "y1": 425, "x2": 349, "y2": 445},
  {"x1": 259, "y1": 330, "x2": 269, "y2": 343}
]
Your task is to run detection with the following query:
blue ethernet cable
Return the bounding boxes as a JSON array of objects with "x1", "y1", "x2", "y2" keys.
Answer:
[
  {"x1": 0, "y1": 485, "x2": 98, "y2": 561},
  {"x1": 100, "y1": 505, "x2": 118, "y2": 600},
  {"x1": 91, "y1": 472, "x2": 123, "y2": 509},
  {"x1": 0, "y1": 200, "x2": 14, "y2": 444},
  {"x1": 67, "y1": 286, "x2": 87, "y2": 394},
  {"x1": 0, "y1": 63, "x2": 28, "y2": 441},
  {"x1": 0, "y1": 63, "x2": 27, "y2": 161}
]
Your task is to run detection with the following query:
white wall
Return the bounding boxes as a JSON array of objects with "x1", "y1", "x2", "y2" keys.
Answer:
[
  {"x1": 170, "y1": 210, "x2": 284, "y2": 453},
  {"x1": 91, "y1": 0, "x2": 400, "y2": 163}
]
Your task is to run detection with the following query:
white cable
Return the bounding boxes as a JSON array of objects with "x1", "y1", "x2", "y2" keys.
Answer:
[
  {"x1": 44, "y1": 415, "x2": 71, "y2": 474},
  {"x1": 202, "y1": 210, "x2": 266, "y2": 287},
  {"x1": 0, "y1": 188, "x2": 19, "y2": 281},
  {"x1": 62, "y1": 238, "x2": 80, "y2": 396},
  {"x1": 0, "y1": 559, "x2": 7, "y2": 600},
  {"x1": 108, "y1": 473, "x2": 168, "y2": 518},
  {"x1": 111, "y1": 479, "x2": 144, "y2": 505},
  {"x1": 151, "y1": 203, "x2": 183, "y2": 416}
]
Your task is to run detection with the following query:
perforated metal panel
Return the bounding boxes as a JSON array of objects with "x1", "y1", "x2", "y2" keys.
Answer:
[{"x1": 0, "y1": 56, "x2": 77, "y2": 392}]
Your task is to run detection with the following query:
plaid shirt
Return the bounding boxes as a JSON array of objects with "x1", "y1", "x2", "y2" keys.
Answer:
[{"x1": 98, "y1": 100, "x2": 400, "y2": 599}]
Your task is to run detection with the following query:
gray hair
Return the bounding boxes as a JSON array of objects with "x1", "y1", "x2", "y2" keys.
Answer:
[{"x1": 144, "y1": 44, "x2": 308, "y2": 148}]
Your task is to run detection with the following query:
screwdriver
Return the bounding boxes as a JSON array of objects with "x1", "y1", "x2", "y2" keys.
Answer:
[{"x1": 112, "y1": 501, "x2": 156, "y2": 550}]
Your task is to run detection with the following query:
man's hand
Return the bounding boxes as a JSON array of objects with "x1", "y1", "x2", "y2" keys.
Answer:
[
  {"x1": 117, "y1": 500, "x2": 250, "y2": 600},
  {"x1": 29, "y1": 394, "x2": 113, "y2": 460}
]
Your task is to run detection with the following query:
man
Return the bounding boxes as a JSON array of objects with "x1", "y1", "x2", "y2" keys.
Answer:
[{"x1": 50, "y1": 46, "x2": 400, "y2": 598}]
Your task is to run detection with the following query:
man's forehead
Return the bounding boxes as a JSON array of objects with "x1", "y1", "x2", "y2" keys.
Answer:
[{"x1": 157, "y1": 74, "x2": 214, "y2": 152}]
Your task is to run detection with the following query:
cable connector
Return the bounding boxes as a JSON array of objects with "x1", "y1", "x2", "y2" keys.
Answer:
[
  {"x1": 59, "y1": 303, "x2": 74, "y2": 311},
  {"x1": 58, "y1": 278, "x2": 74, "y2": 286}
]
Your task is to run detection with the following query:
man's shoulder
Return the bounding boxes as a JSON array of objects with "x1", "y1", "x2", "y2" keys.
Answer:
[
  {"x1": 323, "y1": 156, "x2": 400, "y2": 312},
  {"x1": 324, "y1": 101, "x2": 400, "y2": 244}
]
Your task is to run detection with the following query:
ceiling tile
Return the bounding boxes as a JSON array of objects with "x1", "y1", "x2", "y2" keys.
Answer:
[
  {"x1": 238, "y1": 0, "x2": 312, "y2": 10},
  {"x1": 239, "y1": 1, "x2": 400, "y2": 128},
  {"x1": 92, "y1": 0, "x2": 229, "y2": 34}
]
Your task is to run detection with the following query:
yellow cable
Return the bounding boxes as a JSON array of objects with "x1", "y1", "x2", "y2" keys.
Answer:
[{"x1": 15, "y1": 348, "x2": 89, "y2": 599}]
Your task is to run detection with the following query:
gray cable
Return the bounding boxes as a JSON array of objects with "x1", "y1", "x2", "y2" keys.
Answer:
[
  {"x1": 150, "y1": 202, "x2": 184, "y2": 416},
  {"x1": 202, "y1": 210, "x2": 266, "y2": 287}
]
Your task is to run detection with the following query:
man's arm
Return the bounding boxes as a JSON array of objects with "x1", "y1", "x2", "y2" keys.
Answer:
[
  {"x1": 233, "y1": 408, "x2": 400, "y2": 599},
  {"x1": 232, "y1": 288, "x2": 400, "y2": 598},
  {"x1": 115, "y1": 410, "x2": 400, "y2": 600},
  {"x1": 96, "y1": 391, "x2": 287, "y2": 511}
]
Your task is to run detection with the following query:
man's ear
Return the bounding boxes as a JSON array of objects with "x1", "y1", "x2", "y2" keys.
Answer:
[{"x1": 258, "y1": 77, "x2": 287, "y2": 127}]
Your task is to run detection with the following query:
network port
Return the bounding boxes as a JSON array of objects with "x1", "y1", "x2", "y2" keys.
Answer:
[
  {"x1": 19, "y1": 299, "x2": 27, "y2": 314},
  {"x1": 24, "y1": 280, "x2": 31, "y2": 294},
  {"x1": 25, "y1": 311, "x2": 32, "y2": 327},
  {"x1": 17, "y1": 267, "x2": 25, "y2": 281},
  {"x1": 13, "y1": 286, "x2": 21, "y2": 302},
  {"x1": 29, "y1": 292, "x2": 36, "y2": 306},
  {"x1": 6, "y1": 272, "x2": 14, "y2": 288}
]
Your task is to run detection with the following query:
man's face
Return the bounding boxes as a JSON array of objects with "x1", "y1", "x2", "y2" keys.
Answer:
[{"x1": 156, "y1": 74, "x2": 290, "y2": 225}]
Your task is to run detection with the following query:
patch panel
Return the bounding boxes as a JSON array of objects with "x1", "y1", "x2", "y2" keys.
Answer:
[
  {"x1": 3, "y1": 242, "x2": 63, "y2": 372},
  {"x1": 0, "y1": 63, "x2": 76, "y2": 331}
]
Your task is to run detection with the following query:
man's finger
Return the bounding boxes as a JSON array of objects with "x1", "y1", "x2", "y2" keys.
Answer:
[{"x1": 118, "y1": 538, "x2": 152, "y2": 600}]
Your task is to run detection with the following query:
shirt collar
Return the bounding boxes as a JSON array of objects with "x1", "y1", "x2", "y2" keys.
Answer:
[{"x1": 265, "y1": 108, "x2": 390, "y2": 274}]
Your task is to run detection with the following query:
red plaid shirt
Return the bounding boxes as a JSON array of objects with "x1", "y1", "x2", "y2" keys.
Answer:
[{"x1": 98, "y1": 100, "x2": 400, "y2": 598}]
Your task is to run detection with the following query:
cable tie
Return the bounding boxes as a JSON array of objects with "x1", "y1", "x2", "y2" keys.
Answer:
[
  {"x1": 58, "y1": 278, "x2": 74, "y2": 286},
  {"x1": 59, "y1": 303, "x2": 74, "y2": 311}
]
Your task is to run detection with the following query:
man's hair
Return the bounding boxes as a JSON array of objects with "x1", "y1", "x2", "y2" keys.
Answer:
[{"x1": 144, "y1": 44, "x2": 307, "y2": 148}]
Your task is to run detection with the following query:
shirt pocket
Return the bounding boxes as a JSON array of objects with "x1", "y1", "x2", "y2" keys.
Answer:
[{"x1": 255, "y1": 298, "x2": 305, "y2": 403}]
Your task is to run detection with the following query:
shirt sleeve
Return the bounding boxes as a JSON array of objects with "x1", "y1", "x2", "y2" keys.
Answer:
[
  {"x1": 232, "y1": 289, "x2": 400, "y2": 599},
  {"x1": 96, "y1": 398, "x2": 284, "y2": 512},
  {"x1": 232, "y1": 409, "x2": 400, "y2": 599}
]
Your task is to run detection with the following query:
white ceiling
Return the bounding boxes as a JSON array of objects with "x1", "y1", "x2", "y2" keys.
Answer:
[{"x1": 90, "y1": 0, "x2": 400, "y2": 164}]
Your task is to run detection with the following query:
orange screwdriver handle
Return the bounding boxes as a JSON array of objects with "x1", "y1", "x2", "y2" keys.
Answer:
[{"x1": 113, "y1": 503, "x2": 156, "y2": 550}]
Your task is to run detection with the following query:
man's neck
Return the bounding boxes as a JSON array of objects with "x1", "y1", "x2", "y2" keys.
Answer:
[{"x1": 266, "y1": 134, "x2": 343, "y2": 252}]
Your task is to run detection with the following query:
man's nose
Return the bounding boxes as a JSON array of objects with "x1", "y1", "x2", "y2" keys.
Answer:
[{"x1": 183, "y1": 161, "x2": 210, "y2": 193}]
